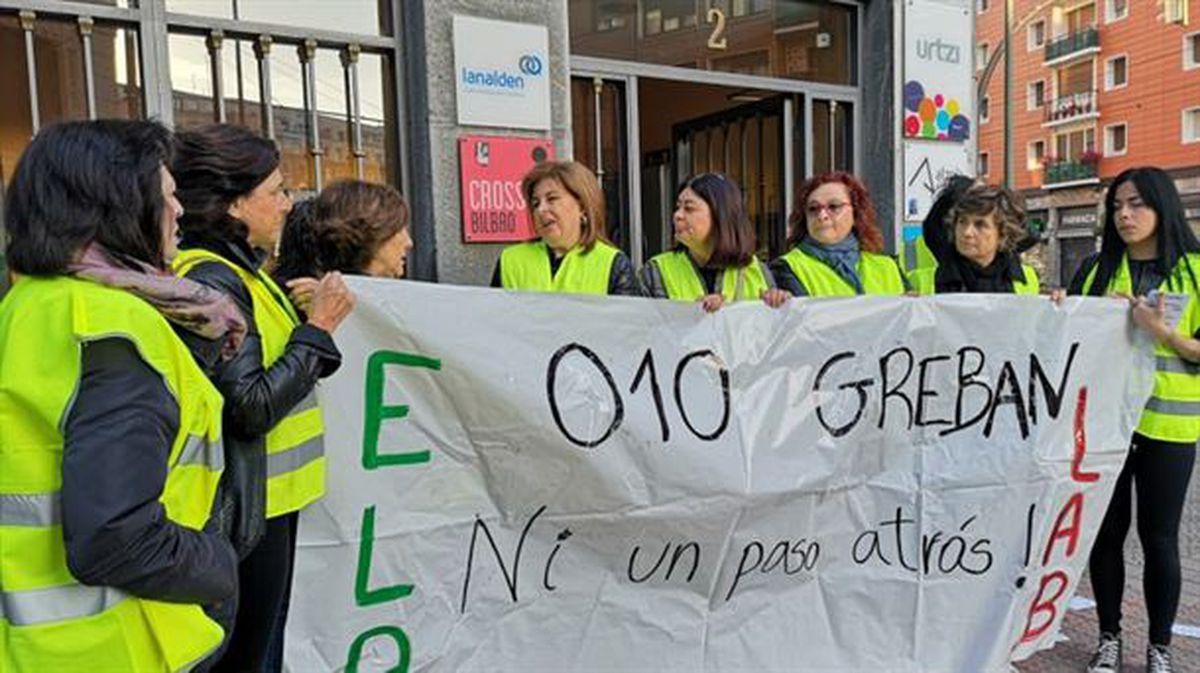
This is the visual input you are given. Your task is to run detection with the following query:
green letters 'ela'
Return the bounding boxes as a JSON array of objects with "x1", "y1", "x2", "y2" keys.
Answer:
[{"x1": 362, "y1": 350, "x2": 441, "y2": 469}]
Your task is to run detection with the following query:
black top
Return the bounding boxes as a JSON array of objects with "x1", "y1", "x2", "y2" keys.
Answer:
[
  {"x1": 934, "y1": 251, "x2": 1029, "y2": 294},
  {"x1": 62, "y1": 337, "x2": 237, "y2": 604},
  {"x1": 489, "y1": 244, "x2": 643, "y2": 296},
  {"x1": 1067, "y1": 253, "x2": 1165, "y2": 298}
]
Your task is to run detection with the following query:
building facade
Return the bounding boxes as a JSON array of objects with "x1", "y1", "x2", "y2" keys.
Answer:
[
  {"x1": 0, "y1": 0, "x2": 902, "y2": 289},
  {"x1": 975, "y1": 0, "x2": 1200, "y2": 287}
]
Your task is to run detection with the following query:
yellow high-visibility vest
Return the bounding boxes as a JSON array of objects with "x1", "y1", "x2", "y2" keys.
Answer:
[
  {"x1": 780, "y1": 247, "x2": 907, "y2": 297},
  {"x1": 648, "y1": 249, "x2": 771, "y2": 302},
  {"x1": 174, "y1": 249, "x2": 326, "y2": 518},
  {"x1": 1083, "y1": 253, "x2": 1200, "y2": 443},
  {"x1": 0, "y1": 275, "x2": 226, "y2": 672},
  {"x1": 499, "y1": 240, "x2": 619, "y2": 294}
]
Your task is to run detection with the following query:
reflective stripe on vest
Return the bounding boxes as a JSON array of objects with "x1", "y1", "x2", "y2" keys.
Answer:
[
  {"x1": 1082, "y1": 253, "x2": 1200, "y2": 443},
  {"x1": 0, "y1": 275, "x2": 226, "y2": 672},
  {"x1": 911, "y1": 263, "x2": 1041, "y2": 295},
  {"x1": 649, "y1": 250, "x2": 770, "y2": 302},
  {"x1": 173, "y1": 248, "x2": 327, "y2": 517},
  {"x1": 780, "y1": 247, "x2": 907, "y2": 297},
  {"x1": 499, "y1": 240, "x2": 619, "y2": 294},
  {"x1": 2, "y1": 583, "x2": 127, "y2": 626}
]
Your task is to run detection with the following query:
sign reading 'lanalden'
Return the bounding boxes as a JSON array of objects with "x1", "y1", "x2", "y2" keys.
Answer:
[{"x1": 453, "y1": 15, "x2": 551, "y2": 130}]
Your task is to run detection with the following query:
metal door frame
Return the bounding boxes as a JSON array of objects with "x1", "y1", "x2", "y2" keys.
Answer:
[{"x1": 571, "y1": 56, "x2": 858, "y2": 267}]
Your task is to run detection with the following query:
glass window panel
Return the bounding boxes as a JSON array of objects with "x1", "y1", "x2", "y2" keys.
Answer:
[
  {"x1": 98, "y1": 26, "x2": 143, "y2": 120},
  {"x1": 166, "y1": 0, "x2": 393, "y2": 37},
  {"x1": 169, "y1": 32, "x2": 217, "y2": 126},
  {"x1": 0, "y1": 14, "x2": 32, "y2": 189},
  {"x1": 571, "y1": 77, "x2": 598, "y2": 173},
  {"x1": 569, "y1": 0, "x2": 856, "y2": 85},
  {"x1": 221, "y1": 39, "x2": 262, "y2": 130},
  {"x1": 37, "y1": 19, "x2": 88, "y2": 126},
  {"x1": 268, "y1": 44, "x2": 313, "y2": 192},
  {"x1": 358, "y1": 52, "x2": 397, "y2": 186},
  {"x1": 314, "y1": 48, "x2": 350, "y2": 186}
]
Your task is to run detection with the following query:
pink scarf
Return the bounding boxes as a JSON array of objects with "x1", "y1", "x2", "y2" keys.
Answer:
[{"x1": 69, "y1": 244, "x2": 247, "y2": 359}]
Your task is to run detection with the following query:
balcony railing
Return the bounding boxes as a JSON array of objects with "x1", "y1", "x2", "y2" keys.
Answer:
[
  {"x1": 1045, "y1": 160, "x2": 1099, "y2": 185},
  {"x1": 1044, "y1": 27, "x2": 1100, "y2": 62},
  {"x1": 1044, "y1": 90, "x2": 1098, "y2": 124}
]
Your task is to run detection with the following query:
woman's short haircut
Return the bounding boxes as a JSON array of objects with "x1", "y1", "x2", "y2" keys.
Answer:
[
  {"x1": 677, "y1": 172, "x2": 756, "y2": 267},
  {"x1": 274, "y1": 180, "x2": 409, "y2": 284},
  {"x1": 5, "y1": 120, "x2": 173, "y2": 275},
  {"x1": 520, "y1": 161, "x2": 607, "y2": 252},
  {"x1": 172, "y1": 123, "x2": 280, "y2": 244},
  {"x1": 787, "y1": 171, "x2": 885, "y2": 253},
  {"x1": 951, "y1": 185, "x2": 1027, "y2": 253}
]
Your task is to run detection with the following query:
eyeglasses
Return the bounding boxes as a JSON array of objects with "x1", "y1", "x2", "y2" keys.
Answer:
[{"x1": 805, "y1": 201, "x2": 849, "y2": 218}]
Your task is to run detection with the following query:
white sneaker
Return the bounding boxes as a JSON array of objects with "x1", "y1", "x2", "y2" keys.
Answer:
[
  {"x1": 1147, "y1": 644, "x2": 1172, "y2": 673},
  {"x1": 1086, "y1": 632, "x2": 1122, "y2": 673}
]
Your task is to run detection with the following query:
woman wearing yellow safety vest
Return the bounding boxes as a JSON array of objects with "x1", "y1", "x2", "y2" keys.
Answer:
[
  {"x1": 491, "y1": 160, "x2": 642, "y2": 295},
  {"x1": 170, "y1": 124, "x2": 355, "y2": 673},
  {"x1": 769, "y1": 172, "x2": 909, "y2": 297},
  {"x1": 909, "y1": 184, "x2": 1040, "y2": 295},
  {"x1": 640, "y1": 172, "x2": 790, "y2": 311},
  {"x1": 0, "y1": 120, "x2": 244, "y2": 672},
  {"x1": 1067, "y1": 168, "x2": 1200, "y2": 673}
]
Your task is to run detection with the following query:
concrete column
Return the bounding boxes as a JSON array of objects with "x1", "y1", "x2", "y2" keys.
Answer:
[{"x1": 414, "y1": 0, "x2": 571, "y2": 285}]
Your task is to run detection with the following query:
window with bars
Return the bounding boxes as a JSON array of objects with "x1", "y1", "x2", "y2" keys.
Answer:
[{"x1": 0, "y1": 2, "x2": 403, "y2": 194}]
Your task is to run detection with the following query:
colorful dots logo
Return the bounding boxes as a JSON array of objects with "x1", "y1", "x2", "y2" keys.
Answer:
[{"x1": 903, "y1": 80, "x2": 971, "y2": 142}]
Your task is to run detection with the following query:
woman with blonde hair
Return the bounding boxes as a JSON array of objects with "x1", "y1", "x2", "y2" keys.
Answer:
[{"x1": 491, "y1": 160, "x2": 641, "y2": 295}]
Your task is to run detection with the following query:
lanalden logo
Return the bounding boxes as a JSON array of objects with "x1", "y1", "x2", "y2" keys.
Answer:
[
  {"x1": 461, "y1": 53, "x2": 544, "y2": 93},
  {"x1": 462, "y1": 68, "x2": 526, "y2": 91},
  {"x1": 518, "y1": 54, "x2": 543, "y2": 76}
]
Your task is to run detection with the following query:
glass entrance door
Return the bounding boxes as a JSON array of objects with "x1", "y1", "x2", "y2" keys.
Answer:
[
  {"x1": 670, "y1": 96, "x2": 789, "y2": 258},
  {"x1": 570, "y1": 76, "x2": 632, "y2": 255}
]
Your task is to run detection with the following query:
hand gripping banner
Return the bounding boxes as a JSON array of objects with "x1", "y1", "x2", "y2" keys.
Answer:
[{"x1": 286, "y1": 280, "x2": 1155, "y2": 672}]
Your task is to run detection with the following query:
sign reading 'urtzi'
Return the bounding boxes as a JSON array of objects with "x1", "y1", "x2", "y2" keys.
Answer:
[
  {"x1": 453, "y1": 15, "x2": 551, "y2": 131},
  {"x1": 287, "y1": 283, "x2": 1154, "y2": 672}
]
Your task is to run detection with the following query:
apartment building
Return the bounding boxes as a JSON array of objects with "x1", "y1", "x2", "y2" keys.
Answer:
[{"x1": 976, "y1": 0, "x2": 1200, "y2": 286}]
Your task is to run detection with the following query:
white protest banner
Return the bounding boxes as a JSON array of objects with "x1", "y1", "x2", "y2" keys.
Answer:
[{"x1": 286, "y1": 280, "x2": 1155, "y2": 672}]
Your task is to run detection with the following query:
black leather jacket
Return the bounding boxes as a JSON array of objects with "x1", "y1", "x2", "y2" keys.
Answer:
[{"x1": 176, "y1": 236, "x2": 341, "y2": 553}]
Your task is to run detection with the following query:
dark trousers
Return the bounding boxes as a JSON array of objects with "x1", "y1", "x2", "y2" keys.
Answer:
[
  {"x1": 212, "y1": 512, "x2": 299, "y2": 673},
  {"x1": 1089, "y1": 433, "x2": 1196, "y2": 646}
]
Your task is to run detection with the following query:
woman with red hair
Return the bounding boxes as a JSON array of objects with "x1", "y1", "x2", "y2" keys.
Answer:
[{"x1": 770, "y1": 172, "x2": 908, "y2": 297}]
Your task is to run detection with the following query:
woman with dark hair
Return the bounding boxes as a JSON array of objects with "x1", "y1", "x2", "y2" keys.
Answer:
[
  {"x1": 274, "y1": 180, "x2": 413, "y2": 290},
  {"x1": 1069, "y1": 167, "x2": 1200, "y2": 673},
  {"x1": 0, "y1": 120, "x2": 241, "y2": 671},
  {"x1": 491, "y1": 160, "x2": 641, "y2": 295},
  {"x1": 170, "y1": 124, "x2": 354, "y2": 673},
  {"x1": 910, "y1": 184, "x2": 1040, "y2": 295},
  {"x1": 641, "y1": 172, "x2": 788, "y2": 311},
  {"x1": 770, "y1": 171, "x2": 908, "y2": 297}
]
